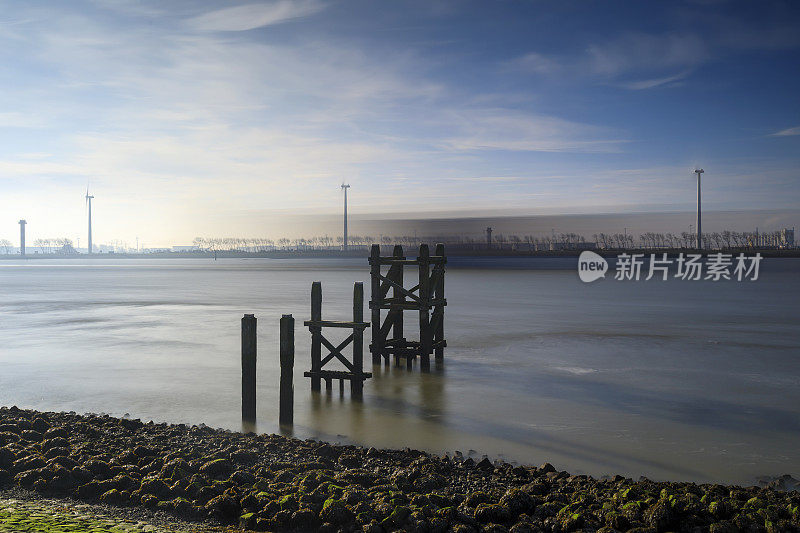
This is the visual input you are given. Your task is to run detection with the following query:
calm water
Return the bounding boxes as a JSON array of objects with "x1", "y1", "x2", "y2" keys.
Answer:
[{"x1": 1, "y1": 257, "x2": 798, "y2": 485}]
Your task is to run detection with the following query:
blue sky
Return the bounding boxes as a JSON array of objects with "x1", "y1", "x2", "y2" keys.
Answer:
[{"x1": 0, "y1": 0, "x2": 798, "y2": 245}]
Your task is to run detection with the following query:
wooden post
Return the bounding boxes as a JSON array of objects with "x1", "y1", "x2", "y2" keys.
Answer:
[
  {"x1": 279, "y1": 314, "x2": 294, "y2": 425},
  {"x1": 369, "y1": 245, "x2": 382, "y2": 365},
  {"x1": 434, "y1": 243, "x2": 445, "y2": 364},
  {"x1": 352, "y1": 282, "x2": 364, "y2": 399},
  {"x1": 241, "y1": 314, "x2": 257, "y2": 423},
  {"x1": 310, "y1": 282, "x2": 322, "y2": 391},
  {"x1": 392, "y1": 245, "x2": 404, "y2": 366},
  {"x1": 418, "y1": 244, "x2": 431, "y2": 371}
]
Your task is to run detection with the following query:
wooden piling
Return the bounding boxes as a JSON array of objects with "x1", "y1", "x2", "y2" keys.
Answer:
[
  {"x1": 434, "y1": 243, "x2": 445, "y2": 364},
  {"x1": 279, "y1": 314, "x2": 294, "y2": 425},
  {"x1": 392, "y1": 245, "x2": 405, "y2": 367},
  {"x1": 369, "y1": 245, "x2": 382, "y2": 365},
  {"x1": 418, "y1": 244, "x2": 431, "y2": 370},
  {"x1": 241, "y1": 314, "x2": 257, "y2": 423},
  {"x1": 352, "y1": 282, "x2": 364, "y2": 399},
  {"x1": 310, "y1": 282, "x2": 322, "y2": 391}
]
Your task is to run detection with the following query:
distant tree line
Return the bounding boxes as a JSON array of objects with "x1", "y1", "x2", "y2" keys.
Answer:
[{"x1": 190, "y1": 228, "x2": 793, "y2": 252}]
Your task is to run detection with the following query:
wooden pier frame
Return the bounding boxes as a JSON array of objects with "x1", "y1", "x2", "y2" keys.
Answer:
[
  {"x1": 369, "y1": 243, "x2": 447, "y2": 369},
  {"x1": 304, "y1": 281, "x2": 372, "y2": 398}
]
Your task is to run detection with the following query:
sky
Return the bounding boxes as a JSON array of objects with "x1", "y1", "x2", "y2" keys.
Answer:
[{"x1": 0, "y1": 0, "x2": 799, "y2": 246}]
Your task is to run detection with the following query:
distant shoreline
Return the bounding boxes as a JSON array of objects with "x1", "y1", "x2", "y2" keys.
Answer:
[{"x1": 2, "y1": 248, "x2": 799, "y2": 260}]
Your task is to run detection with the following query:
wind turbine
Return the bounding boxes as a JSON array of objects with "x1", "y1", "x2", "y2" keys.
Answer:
[
  {"x1": 341, "y1": 183, "x2": 350, "y2": 251},
  {"x1": 85, "y1": 187, "x2": 94, "y2": 255},
  {"x1": 694, "y1": 169, "x2": 703, "y2": 249}
]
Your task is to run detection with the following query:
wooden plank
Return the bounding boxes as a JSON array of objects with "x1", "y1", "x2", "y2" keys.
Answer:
[
  {"x1": 303, "y1": 320, "x2": 370, "y2": 329},
  {"x1": 373, "y1": 257, "x2": 446, "y2": 265},
  {"x1": 304, "y1": 370, "x2": 373, "y2": 379},
  {"x1": 376, "y1": 272, "x2": 421, "y2": 303},
  {"x1": 320, "y1": 335, "x2": 356, "y2": 372},
  {"x1": 379, "y1": 262, "x2": 403, "y2": 299},
  {"x1": 319, "y1": 333, "x2": 354, "y2": 367}
]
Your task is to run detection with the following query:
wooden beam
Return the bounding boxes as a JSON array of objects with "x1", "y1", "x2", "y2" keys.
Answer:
[{"x1": 303, "y1": 320, "x2": 369, "y2": 329}]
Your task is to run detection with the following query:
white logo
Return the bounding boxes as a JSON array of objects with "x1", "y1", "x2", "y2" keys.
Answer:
[{"x1": 578, "y1": 251, "x2": 608, "y2": 282}]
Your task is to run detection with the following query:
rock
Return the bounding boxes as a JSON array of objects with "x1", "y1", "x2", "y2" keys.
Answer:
[
  {"x1": 291, "y1": 508, "x2": 320, "y2": 530},
  {"x1": 31, "y1": 417, "x2": 51, "y2": 433},
  {"x1": 645, "y1": 500, "x2": 674, "y2": 531},
  {"x1": 41, "y1": 437, "x2": 69, "y2": 452},
  {"x1": 477, "y1": 457, "x2": 494, "y2": 471},
  {"x1": 414, "y1": 473, "x2": 448, "y2": 492},
  {"x1": 204, "y1": 494, "x2": 240, "y2": 523},
  {"x1": 43, "y1": 427, "x2": 69, "y2": 439},
  {"x1": 709, "y1": 521, "x2": 739, "y2": 533},
  {"x1": 0, "y1": 447, "x2": 15, "y2": 468},
  {"x1": 199, "y1": 458, "x2": 233, "y2": 479},
  {"x1": 100, "y1": 488, "x2": 123, "y2": 505},
  {"x1": 500, "y1": 488, "x2": 534, "y2": 517},
  {"x1": 14, "y1": 469, "x2": 43, "y2": 489},
  {"x1": 539, "y1": 463, "x2": 557, "y2": 474},
  {"x1": 338, "y1": 454, "x2": 361, "y2": 468},
  {"x1": 139, "y1": 478, "x2": 173, "y2": 499},
  {"x1": 83, "y1": 459, "x2": 111, "y2": 478},
  {"x1": 475, "y1": 503, "x2": 511, "y2": 524},
  {"x1": 320, "y1": 498, "x2": 355, "y2": 526},
  {"x1": 466, "y1": 492, "x2": 491, "y2": 507},
  {"x1": 21, "y1": 430, "x2": 43, "y2": 442}
]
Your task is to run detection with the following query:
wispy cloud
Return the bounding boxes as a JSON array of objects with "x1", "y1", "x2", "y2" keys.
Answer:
[
  {"x1": 440, "y1": 108, "x2": 626, "y2": 153},
  {"x1": 187, "y1": 1, "x2": 326, "y2": 32},
  {"x1": 618, "y1": 70, "x2": 692, "y2": 90},
  {"x1": 586, "y1": 33, "x2": 708, "y2": 77},
  {"x1": 443, "y1": 176, "x2": 522, "y2": 182},
  {"x1": 507, "y1": 32, "x2": 705, "y2": 90},
  {"x1": 770, "y1": 126, "x2": 800, "y2": 137}
]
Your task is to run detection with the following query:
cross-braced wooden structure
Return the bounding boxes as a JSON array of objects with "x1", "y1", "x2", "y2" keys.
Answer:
[
  {"x1": 369, "y1": 243, "x2": 447, "y2": 370},
  {"x1": 304, "y1": 281, "x2": 372, "y2": 398}
]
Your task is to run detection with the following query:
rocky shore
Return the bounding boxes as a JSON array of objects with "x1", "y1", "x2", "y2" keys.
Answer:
[{"x1": 1, "y1": 406, "x2": 798, "y2": 532}]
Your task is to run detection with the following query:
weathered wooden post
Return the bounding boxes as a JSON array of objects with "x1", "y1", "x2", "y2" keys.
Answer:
[
  {"x1": 392, "y1": 245, "x2": 405, "y2": 367},
  {"x1": 279, "y1": 314, "x2": 294, "y2": 425},
  {"x1": 241, "y1": 314, "x2": 257, "y2": 422},
  {"x1": 418, "y1": 244, "x2": 431, "y2": 370},
  {"x1": 369, "y1": 245, "x2": 382, "y2": 365},
  {"x1": 310, "y1": 282, "x2": 322, "y2": 391},
  {"x1": 352, "y1": 282, "x2": 364, "y2": 399},
  {"x1": 434, "y1": 243, "x2": 445, "y2": 364}
]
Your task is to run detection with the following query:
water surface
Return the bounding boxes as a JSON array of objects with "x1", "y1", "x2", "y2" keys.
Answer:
[{"x1": 0, "y1": 257, "x2": 798, "y2": 485}]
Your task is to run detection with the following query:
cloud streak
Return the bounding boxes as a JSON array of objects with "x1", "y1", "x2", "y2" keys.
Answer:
[
  {"x1": 770, "y1": 126, "x2": 800, "y2": 137},
  {"x1": 187, "y1": 1, "x2": 326, "y2": 32}
]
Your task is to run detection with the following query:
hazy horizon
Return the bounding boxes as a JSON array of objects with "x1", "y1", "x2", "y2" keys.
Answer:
[{"x1": 3, "y1": 207, "x2": 797, "y2": 249}]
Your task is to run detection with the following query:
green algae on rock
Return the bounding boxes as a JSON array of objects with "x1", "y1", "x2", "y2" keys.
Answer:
[{"x1": 1, "y1": 406, "x2": 800, "y2": 532}]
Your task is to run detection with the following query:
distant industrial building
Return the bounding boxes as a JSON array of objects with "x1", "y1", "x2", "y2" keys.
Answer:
[
  {"x1": 749, "y1": 228, "x2": 795, "y2": 249},
  {"x1": 780, "y1": 228, "x2": 795, "y2": 248}
]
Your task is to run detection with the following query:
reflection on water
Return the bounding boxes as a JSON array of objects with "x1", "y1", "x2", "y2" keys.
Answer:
[{"x1": 1, "y1": 257, "x2": 799, "y2": 485}]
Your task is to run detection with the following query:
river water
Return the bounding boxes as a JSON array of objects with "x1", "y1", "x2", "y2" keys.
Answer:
[{"x1": 0, "y1": 256, "x2": 798, "y2": 485}]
